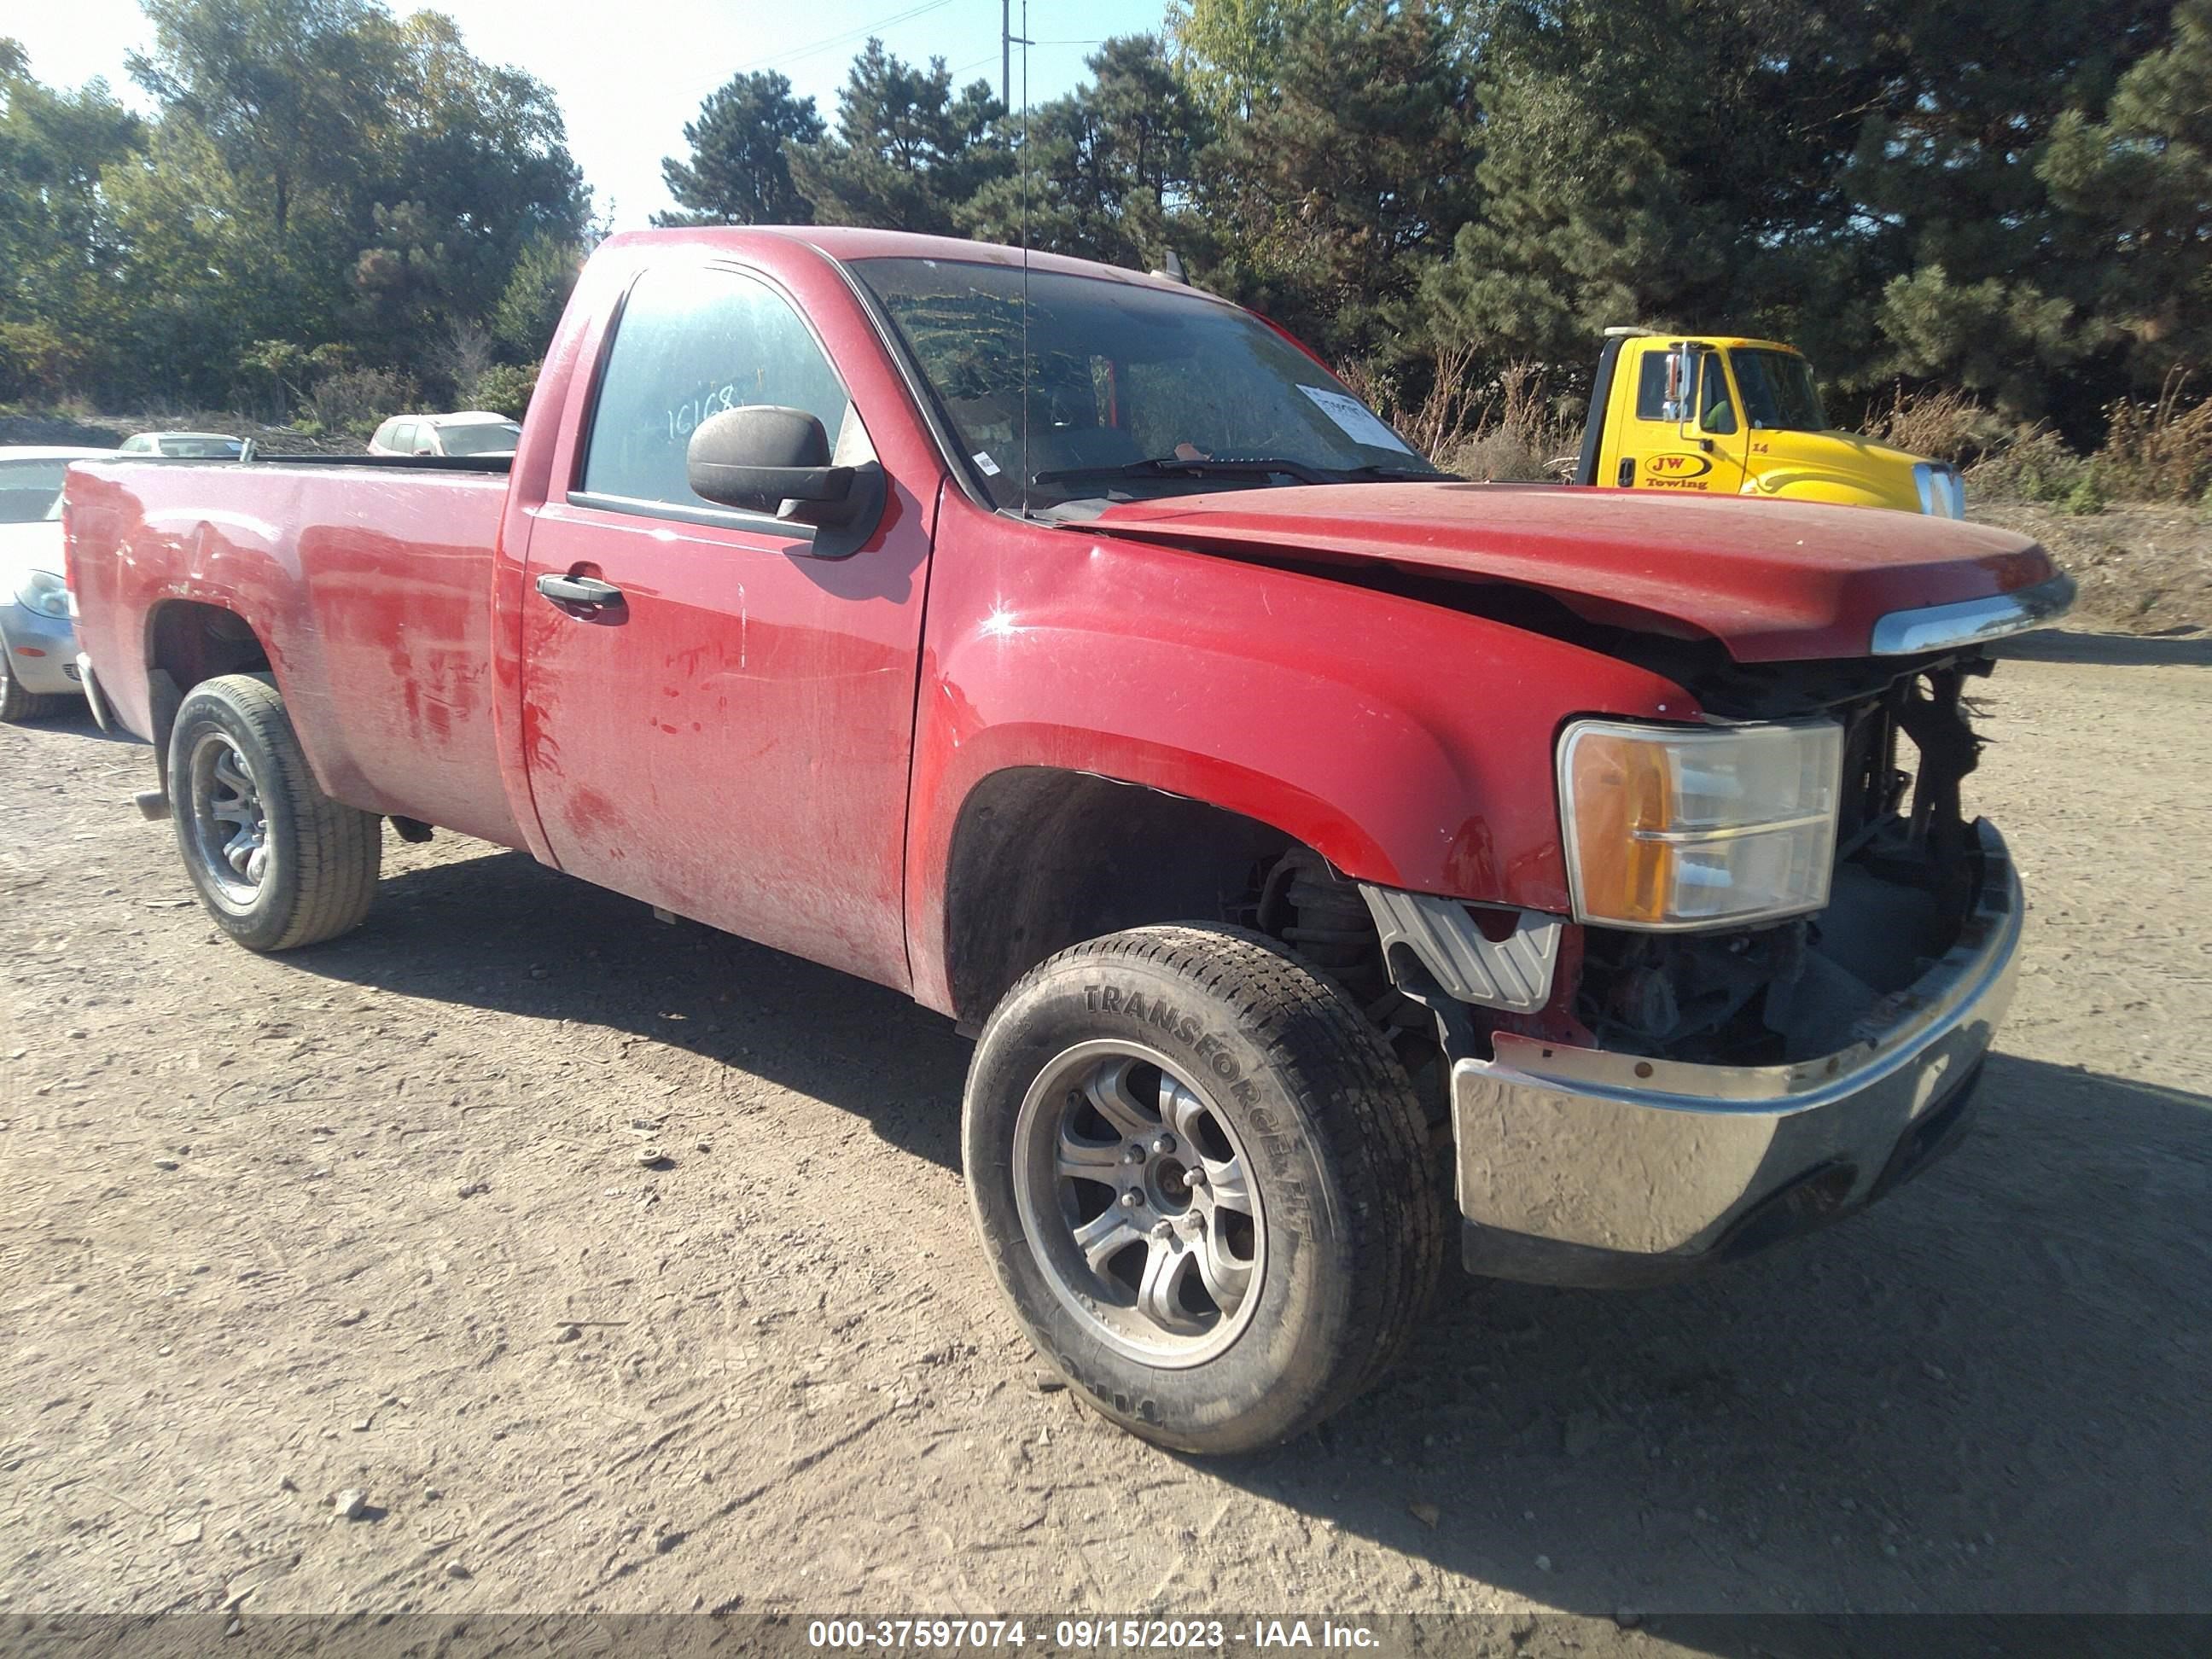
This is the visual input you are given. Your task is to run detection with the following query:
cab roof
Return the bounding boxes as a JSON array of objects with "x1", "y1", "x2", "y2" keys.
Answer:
[{"x1": 598, "y1": 224, "x2": 1225, "y2": 301}]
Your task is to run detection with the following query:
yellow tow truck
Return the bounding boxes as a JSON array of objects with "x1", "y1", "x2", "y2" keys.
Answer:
[{"x1": 1572, "y1": 329, "x2": 1966, "y2": 518}]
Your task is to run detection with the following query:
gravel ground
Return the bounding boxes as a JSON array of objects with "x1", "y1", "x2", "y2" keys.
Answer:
[{"x1": 3, "y1": 638, "x2": 2208, "y2": 1645}]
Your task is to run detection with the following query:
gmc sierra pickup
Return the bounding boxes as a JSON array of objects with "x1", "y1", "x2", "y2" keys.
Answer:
[{"x1": 64, "y1": 228, "x2": 2073, "y2": 1453}]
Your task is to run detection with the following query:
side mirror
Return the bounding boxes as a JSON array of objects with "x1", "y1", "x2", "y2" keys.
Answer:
[
  {"x1": 688, "y1": 406, "x2": 855, "y2": 517},
  {"x1": 1661, "y1": 346, "x2": 1692, "y2": 423}
]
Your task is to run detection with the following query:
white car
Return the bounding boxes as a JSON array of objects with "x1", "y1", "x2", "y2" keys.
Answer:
[
  {"x1": 0, "y1": 445, "x2": 114, "y2": 721},
  {"x1": 367, "y1": 410, "x2": 521, "y2": 459},
  {"x1": 117, "y1": 430, "x2": 247, "y2": 459}
]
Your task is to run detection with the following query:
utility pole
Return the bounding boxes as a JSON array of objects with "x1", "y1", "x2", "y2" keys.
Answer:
[{"x1": 1002, "y1": 0, "x2": 1010, "y2": 113}]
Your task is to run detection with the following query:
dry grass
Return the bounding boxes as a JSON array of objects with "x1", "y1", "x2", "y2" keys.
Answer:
[
  {"x1": 1865, "y1": 383, "x2": 2009, "y2": 465},
  {"x1": 2095, "y1": 370, "x2": 2212, "y2": 504},
  {"x1": 1435, "y1": 360, "x2": 1581, "y2": 482}
]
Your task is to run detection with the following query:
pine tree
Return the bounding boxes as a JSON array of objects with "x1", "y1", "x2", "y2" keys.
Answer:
[
  {"x1": 657, "y1": 70, "x2": 824, "y2": 226},
  {"x1": 2041, "y1": 0, "x2": 2212, "y2": 390},
  {"x1": 959, "y1": 36, "x2": 1209, "y2": 269},
  {"x1": 787, "y1": 39, "x2": 1007, "y2": 236}
]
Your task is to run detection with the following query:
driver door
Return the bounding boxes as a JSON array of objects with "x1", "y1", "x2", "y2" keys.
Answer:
[
  {"x1": 1616, "y1": 341, "x2": 1747, "y2": 496},
  {"x1": 518, "y1": 263, "x2": 934, "y2": 992}
]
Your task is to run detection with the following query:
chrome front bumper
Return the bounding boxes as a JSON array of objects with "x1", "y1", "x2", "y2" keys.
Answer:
[{"x1": 1452, "y1": 821, "x2": 2022, "y2": 1287}]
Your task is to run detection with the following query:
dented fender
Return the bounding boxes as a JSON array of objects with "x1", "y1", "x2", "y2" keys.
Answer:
[{"x1": 903, "y1": 490, "x2": 1700, "y2": 1016}]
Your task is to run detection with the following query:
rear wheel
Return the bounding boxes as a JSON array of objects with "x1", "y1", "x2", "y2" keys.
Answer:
[
  {"x1": 167, "y1": 673, "x2": 381, "y2": 951},
  {"x1": 963, "y1": 923, "x2": 1445, "y2": 1454},
  {"x1": 0, "y1": 656, "x2": 64, "y2": 722}
]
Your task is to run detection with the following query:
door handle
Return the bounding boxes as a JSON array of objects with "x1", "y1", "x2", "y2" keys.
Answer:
[{"x1": 536, "y1": 572, "x2": 625, "y2": 610}]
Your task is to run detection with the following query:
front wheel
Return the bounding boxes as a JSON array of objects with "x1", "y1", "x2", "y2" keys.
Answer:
[
  {"x1": 166, "y1": 673, "x2": 382, "y2": 951},
  {"x1": 963, "y1": 924, "x2": 1445, "y2": 1454}
]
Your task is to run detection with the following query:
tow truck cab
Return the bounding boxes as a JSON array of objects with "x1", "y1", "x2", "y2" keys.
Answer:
[{"x1": 1576, "y1": 328, "x2": 1966, "y2": 519}]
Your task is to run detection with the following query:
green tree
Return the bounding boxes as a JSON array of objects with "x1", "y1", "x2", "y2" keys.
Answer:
[
  {"x1": 960, "y1": 36, "x2": 1209, "y2": 268},
  {"x1": 106, "y1": 0, "x2": 587, "y2": 401},
  {"x1": 1198, "y1": 0, "x2": 1476, "y2": 362},
  {"x1": 0, "y1": 49, "x2": 144, "y2": 396},
  {"x1": 129, "y1": 0, "x2": 404, "y2": 242},
  {"x1": 1165, "y1": 0, "x2": 1330, "y2": 124},
  {"x1": 788, "y1": 38, "x2": 1007, "y2": 234},
  {"x1": 492, "y1": 233, "x2": 585, "y2": 359},
  {"x1": 2041, "y1": 0, "x2": 2212, "y2": 388},
  {"x1": 658, "y1": 69, "x2": 823, "y2": 225}
]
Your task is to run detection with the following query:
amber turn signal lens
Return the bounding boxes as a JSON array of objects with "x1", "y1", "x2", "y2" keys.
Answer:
[{"x1": 1558, "y1": 719, "x2": 1843, "y2": 930}]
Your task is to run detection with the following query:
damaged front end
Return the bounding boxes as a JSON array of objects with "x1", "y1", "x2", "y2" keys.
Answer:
[{"x1": 1361, "y1": 653, "x2": 2024, "y2": 1287}]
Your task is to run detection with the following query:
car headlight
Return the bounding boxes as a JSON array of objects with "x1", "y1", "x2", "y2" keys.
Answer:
[
  {"x1": 1558, "y1": 719, "x2": 1844, "y2": 929},
  {"x1": 15, "y1": 568, "x2": 70, "y2": 619},
  {"x1": 1913, "y1": 462, "x2": 1966, "y2": 519}
]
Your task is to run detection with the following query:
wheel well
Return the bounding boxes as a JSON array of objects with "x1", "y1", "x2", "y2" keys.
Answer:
[
  {"x1": 942, "y1": 768, "x2": 1296, "y2": 1024},
  {"x1": 148, "y1": 601, "x2": 271, "y2": 691},
  {"x1": 143, "y1": 601, "x2": 272, "y2": 780}
]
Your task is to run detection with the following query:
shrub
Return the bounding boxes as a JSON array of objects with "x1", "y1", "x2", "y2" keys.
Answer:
[
  {"x1": 302, "y1": 366, "x2": 416, "y2": 438},
  {"x1": 0, "y1": 320, "x2": 89, "y2": 404},
  {"x1": 1865, "y1": 382, "x2": 2007, "y2": 464},
  {"x1": 2093, "y1": 371, "x2": 2212, "y2": 504},
  {"x1": 473, "y1": 360, "x2": 539, "y2": 422},
  {"x1": 1963, "y1": 425, "x2": 2089, "y2": 504},
  {"x1": 2064, "y1": 474, "x2": 2107, "y2": 515},
  {"x1": 1430, "y1": 359, "x2": 1580, "y2": 482}
]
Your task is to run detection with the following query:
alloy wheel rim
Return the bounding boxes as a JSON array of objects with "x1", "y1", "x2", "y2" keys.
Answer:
[
  {"x1": 185, "y1": 731, "x2": 270, "y2": 910},
  {"x1": 1011, "y1": 1039, "x2": 1266, "y2": 1368}
]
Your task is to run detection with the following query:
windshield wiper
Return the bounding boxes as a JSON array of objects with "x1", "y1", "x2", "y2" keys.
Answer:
[
  {"x1": 1340, "y1": 463, "x2": 1458, "y2": 481},
  {"x1": 1028, "y1": 456, "x2": 1338, "y2": 487},
  {"x1": 1028, "y1": 456, "x2": 1457, "y2": 490}
]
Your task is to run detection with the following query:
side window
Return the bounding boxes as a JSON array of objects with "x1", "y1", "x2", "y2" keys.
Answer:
[
  {"x1": 1696, "y1": 350, "x2": 1738, "y2": 434},
  {"x1": 1633, "y1": 350, "x2": 1676, "y2": 422},
  {"x1": 1633, "y1": 344, "x2": 1731, "y2": 429},
  {"x1": 582, "y1": 265, "x2": 859, "y2": 513}
]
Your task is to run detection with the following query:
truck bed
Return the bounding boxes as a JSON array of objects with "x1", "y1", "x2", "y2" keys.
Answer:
[{"x1": 67, "y1": 459, "x2": 525, "y2": 849}]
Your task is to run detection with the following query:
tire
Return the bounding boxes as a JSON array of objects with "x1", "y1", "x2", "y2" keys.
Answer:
[
  {"x1": 166, "y1": 673, "x2": 381, "y2": 951},
  {"x1": 0, "y1": 655, "x2": 64, "y2": 722},
  {"x1": 963, "y1": 923, "x2": 1446, "y2": 1454}
]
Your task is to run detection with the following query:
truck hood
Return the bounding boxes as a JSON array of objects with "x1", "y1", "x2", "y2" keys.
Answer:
[
  {"x1": 1088, "y1": 482, "x2": 2062, "y2": 663},
  {"x1": 1743, "y1": 428, "x2": 1929, "y2": 504}
]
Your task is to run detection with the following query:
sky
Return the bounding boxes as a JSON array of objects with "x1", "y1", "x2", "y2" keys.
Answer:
[{"x1": 9, "y1": 0, "x2": 1171, "y2": 229}]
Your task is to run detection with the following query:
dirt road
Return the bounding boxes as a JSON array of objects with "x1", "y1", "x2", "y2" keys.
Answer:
[{"x1": 3, "y1": 639, "x2": 2208, "y2": 1641}]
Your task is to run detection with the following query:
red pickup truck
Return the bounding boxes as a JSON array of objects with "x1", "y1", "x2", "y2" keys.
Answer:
[{"x1": 65, "y1": 228, "x2": 2071, "y2": 1453}]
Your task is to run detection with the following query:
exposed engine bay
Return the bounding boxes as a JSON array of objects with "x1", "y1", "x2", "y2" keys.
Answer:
[
  {"x1": 1574, "y1": 655, "x2": 1992, "y2": 1065},
  {"x1": 1253, "y1": 649, "x2": 2000, "y2": 1077}
]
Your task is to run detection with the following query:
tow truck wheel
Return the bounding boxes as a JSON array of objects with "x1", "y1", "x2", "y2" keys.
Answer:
[
  {"x1": 963, "y1": 923, "x2": 1445, "y2": 1454},
  {"x1": 166, "y1": 673, "x2": 381, "y2": 952}
]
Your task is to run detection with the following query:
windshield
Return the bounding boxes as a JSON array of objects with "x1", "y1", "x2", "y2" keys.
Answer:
[
  {"x1": 156, "y1": 436, "x2": 244, "y2": 458},
  {"x1": 1730, "y1": 348, "x2": 1829, "y2": 432},
  {"x1": 439, "y1": 422, "x2": 521, "y2": 457},
  {"x1": 0, "y1": 459, "x2": 72, "y2": 524},
  {"x1": 853, "y1": 258, "x2": 1444, "y2": 510}
]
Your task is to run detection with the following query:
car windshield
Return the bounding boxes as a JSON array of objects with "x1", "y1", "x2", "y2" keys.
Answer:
[
  {"x1": 157, "y1": 436, "x2": 244, "y2": 458},
  {"x1": 853, "y1": 258, "x2": 1445, "y2": 511},
  {"x1": 439, "y1": 422, "x2": 520, "y2": 457},
  {"x1": 1730, "y1": 348, "x2": 1829, "y2": 432},
  {"x1": 0, "y1": 459, "x2": 72, "y2": 523}
]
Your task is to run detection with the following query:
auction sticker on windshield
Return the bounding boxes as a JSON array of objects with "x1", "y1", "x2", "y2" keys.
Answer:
[{"x1": 1297, "y1": 385, "x2": 1415, "y2": 455}]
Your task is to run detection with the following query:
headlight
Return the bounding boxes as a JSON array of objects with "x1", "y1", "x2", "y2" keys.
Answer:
[
  {"x1": 15, "y1": 569, "x2": 70, "y2": 619},
  {"x1": 1913, "y1": 462, "x2": 1966, "y2": 519},
  {"x1": 1558, "y1": 719, "x2": 1843, "y2": 929}
]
